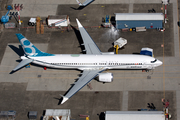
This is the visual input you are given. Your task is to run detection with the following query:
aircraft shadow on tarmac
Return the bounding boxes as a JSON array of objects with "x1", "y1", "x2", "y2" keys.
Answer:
[
  {"x1": 71, "y1": 25, "x2": 86, "y2": 54},
  {"x1": 70, "y1": 6, "x2": 85, "y2": 10},
  {"x1": 97, "y1": 112, "x2": 105, "y2": 120},
  {"x1": 8, "y1": 45, "x2": 24, "y2": 56},
  {"x1": 53, "y1": 97, "x2": 63, "y2": 105},
  {"x1": 70, "y1": 2, "x2": 94, "y2": 10}
]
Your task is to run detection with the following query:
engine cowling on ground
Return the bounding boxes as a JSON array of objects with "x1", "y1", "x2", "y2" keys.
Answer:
[{"x1": 97, "y1": 73, "x2": 113, "y2": 83}]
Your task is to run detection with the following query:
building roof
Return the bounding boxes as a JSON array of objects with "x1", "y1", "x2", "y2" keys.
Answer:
[
  {"x1": 115, "y1": 13, "x2": 164, "y2": 21},
  {"x1": 48, "y1": 15, "x2": 68, "y2": 19},
  {"x1": 105, "y1": 111, "x2": 165, "y2": 120},
  {"x1": 44, "y1": 109, "x2": 71, "y2": 120},
  {"x1": 45, "y1": 109, "x2": 70, "y2": 116},
  {"x1": 106, "y1": 111, "x2": 164, "y2": 114}
]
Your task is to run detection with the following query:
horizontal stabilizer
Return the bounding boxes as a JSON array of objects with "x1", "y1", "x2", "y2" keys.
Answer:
[
  {"x1": 140, "y1": 48, "x2": 153, "y2": 57},
  {"x1": 13, "y1": 59, "x2": 33, "y2": 71}
]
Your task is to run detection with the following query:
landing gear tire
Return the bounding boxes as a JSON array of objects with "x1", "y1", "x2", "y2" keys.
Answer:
[
  {"x1": 142, "y1": 69, "x2": 149, "y2": 72},
  {"x1": 31, "y1": 23, "x2": 35, "y2": 26},
  {"x1": 28, "y1": 22, "x2": 32, "y2": 26}
]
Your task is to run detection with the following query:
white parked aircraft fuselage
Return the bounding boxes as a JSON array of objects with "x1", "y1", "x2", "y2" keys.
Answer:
[
  {"x1": 14, "y1": 18, "x2": 163, "y2": 104},
  {"x1": 26, "y1": 54, "x2": 161, "y2": 70}
]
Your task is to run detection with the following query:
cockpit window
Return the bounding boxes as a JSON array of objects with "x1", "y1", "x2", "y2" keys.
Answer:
[{"x1": 151, "y1": 59, "x2": 157, "y2": 63}]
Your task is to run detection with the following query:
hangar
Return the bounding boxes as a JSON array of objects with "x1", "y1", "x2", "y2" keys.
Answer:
[{"x1": 115, "y1": 13, "x2": 164, "y2": 29}]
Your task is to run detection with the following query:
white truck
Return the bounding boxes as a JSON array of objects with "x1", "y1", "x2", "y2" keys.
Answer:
[
  {"x1": 114, "y1": 37, "x2": 127, "y2": 49},
  {"x1": 47, "y1": 15, "x2": 70, "y2": 27},
  {"x1": 28, "y1": 18, "x2": 36, "y2": 26}
]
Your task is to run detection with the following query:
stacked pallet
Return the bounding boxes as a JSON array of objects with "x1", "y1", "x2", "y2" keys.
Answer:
[{"x1": 36, "y1": 17, "x2": 40, "y2": 34}]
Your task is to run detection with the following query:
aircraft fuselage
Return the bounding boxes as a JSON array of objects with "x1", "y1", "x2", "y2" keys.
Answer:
[{"x1": 26, "y1": 54, "x2": 162, "y2": 70}]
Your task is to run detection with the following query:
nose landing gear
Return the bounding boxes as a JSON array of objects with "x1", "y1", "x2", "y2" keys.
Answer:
[{"x1": 142, "y1": 69, "x2": 149, "y2": 72}]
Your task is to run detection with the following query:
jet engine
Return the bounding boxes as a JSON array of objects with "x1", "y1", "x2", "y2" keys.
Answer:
[{"x1": 97, "y1": 73, "x2": 113, "y2": 83}]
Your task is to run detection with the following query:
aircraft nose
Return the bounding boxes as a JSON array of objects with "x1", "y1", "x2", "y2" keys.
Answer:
[{"x1": 157, "y1": 60, "x2": 163, "y2": 66}]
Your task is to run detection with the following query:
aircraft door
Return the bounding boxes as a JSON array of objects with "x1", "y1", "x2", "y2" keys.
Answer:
[
  {"x1": 143, "y1": 61, "x2": 148, "y2": 68},
  {"x1": 143, "y1": 60, "x2": 153, "y2": 69}
]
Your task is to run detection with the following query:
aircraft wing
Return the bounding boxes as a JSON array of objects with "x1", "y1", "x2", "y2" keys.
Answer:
[
  {"x1": 60, "y1": 69, "x2": 105, "y2": 104},
  {"x1": 82, "y1": 0, "x2": 94, "y2": 6},
  {"x1": 76, "y1": 19, "x2": 101, "y2": 55}
]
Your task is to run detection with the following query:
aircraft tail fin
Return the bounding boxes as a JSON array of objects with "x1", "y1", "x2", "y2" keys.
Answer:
[{"x1": 16, "y1": 34, "x2": 54, "y2": 57}]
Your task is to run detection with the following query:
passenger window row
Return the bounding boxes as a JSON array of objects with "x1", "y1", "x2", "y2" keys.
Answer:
[{"x1": 50, "y1": 63, "x2": 143, "y2": 65}]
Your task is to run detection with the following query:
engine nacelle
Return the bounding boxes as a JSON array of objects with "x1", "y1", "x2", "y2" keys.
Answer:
[{"x1": 97, "y1": 73, "x2": 113, "y2": 83}]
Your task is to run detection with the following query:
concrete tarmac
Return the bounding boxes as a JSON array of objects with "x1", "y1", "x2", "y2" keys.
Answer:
[
  {"x1": 11, "y1": 0, "x2": 162, "y2": 17},
  {"x1": 0, "y1": 0, "x2": 179, "y2": 120}
]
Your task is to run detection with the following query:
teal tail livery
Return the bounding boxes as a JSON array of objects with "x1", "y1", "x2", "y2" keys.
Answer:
[
  {"x1": 12, "y1": 34, "x2": 54, "y2": 71},
  {"x1": 16, "y1": 34, "x2": 54, "y2": 57}
]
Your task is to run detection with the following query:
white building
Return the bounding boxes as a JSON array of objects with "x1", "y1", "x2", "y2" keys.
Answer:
[
  {"x1": 43, "y1": 109, "x2": 71, "y2": 120},
  {"x1": 105, "y1": 111, "x2": 165, "y2": 120}
]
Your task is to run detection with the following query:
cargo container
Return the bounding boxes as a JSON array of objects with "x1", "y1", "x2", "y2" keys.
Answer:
[{"x1": 47, "y1": 15, "x2": 70, "y2": 27}]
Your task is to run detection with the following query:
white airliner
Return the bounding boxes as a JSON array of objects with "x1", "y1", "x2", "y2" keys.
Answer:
[
  {"x1": 76, "y1": 0, "x2": 94, "y2": 6},
  {"x1": 13, "y1": 19, "x2": 162, "y2": 104}
]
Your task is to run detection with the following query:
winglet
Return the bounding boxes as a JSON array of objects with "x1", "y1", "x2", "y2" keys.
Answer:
[
  {"x1": 76, "y1": 0, "x2": 94, "y2": 6},
  {"x1": 59, "y1": 94, "x2": 69, "y2": 104},
  {"x1": 76, "y1": 18, "x2": 83, "y2": 28},
  {"x1": 76, "y1": 0, "x2": 83, "y2": 6}
]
